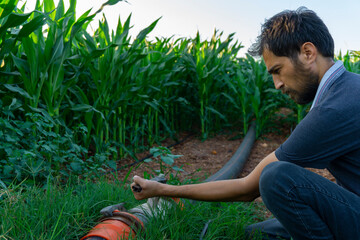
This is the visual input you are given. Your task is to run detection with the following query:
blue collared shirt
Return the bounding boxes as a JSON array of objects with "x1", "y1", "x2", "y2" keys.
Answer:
[
  {"x1": 310, "y1": 60, "x2": 346, "y2": 110},
  {"x1": 276, "y1": 61, "x2": 360, "y2": 196}
]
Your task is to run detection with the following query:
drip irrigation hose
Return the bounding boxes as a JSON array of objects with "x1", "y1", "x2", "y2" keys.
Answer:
[{"x1": 199, "y1": 219, "x2": 212, "y2": 240}]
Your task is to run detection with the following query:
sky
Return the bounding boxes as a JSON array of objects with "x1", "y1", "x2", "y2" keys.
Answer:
[{"x1": 22, "y1": 0, "x2": 360, "y2": 56}]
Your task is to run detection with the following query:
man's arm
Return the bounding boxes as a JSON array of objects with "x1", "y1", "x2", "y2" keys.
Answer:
[{"x1": 131, "y1": 151, "x2": 278, "y2": 202}]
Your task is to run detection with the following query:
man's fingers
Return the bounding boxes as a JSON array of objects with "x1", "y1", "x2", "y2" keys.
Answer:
[
  {"x1": 131, "y1": 175, "x2": 144, "y2": 193},
  {"x1": 132, "y1": 184, "x2": 142, "y2": 192}
]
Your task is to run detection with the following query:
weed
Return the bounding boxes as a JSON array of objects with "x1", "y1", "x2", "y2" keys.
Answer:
[{"x1": 143, "y1": 146, "x2": 184, "y2": 180}]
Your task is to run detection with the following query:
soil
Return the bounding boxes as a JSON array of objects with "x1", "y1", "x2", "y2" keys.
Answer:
[{"x1": 115, "y1": 109, "x2": 335, "y2": 219}]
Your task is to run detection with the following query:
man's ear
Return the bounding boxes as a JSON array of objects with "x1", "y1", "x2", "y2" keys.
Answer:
[{"x1": 300, "y1": 42, "x2": 317, "y2": 63}]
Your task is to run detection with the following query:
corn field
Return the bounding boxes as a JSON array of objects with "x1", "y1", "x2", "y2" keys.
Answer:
[{"x1": 1, "y1": 0, "x2": 359, "y2": 185}]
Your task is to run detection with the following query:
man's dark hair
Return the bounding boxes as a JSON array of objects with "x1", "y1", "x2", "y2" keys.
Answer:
[{"x1": 248, "y1": 7, "x2": 334, "y2": 59}]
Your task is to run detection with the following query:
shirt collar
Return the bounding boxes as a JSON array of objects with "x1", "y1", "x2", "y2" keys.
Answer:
[{"x1": 310, "y1": 60, "x2": 346, "y2": 110}]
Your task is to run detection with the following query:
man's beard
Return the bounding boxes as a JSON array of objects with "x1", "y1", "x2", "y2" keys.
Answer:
[{"x1": 285, "y1": 62, "x2": 319, "y2": 105}]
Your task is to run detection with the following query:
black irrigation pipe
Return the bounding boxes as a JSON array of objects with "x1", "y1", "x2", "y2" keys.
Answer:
[{"x1": 204, "y1": 121, "x2": 256, "y2": 182}]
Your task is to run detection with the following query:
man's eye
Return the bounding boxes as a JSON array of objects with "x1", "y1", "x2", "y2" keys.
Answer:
[{"x1": 273, "y1": 69, "x2": 280, "y2": 74}]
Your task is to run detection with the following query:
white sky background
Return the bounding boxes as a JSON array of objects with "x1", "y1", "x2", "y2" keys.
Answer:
[{"x1": 22, "y1": 0, "x2": 360, "y2": 56}]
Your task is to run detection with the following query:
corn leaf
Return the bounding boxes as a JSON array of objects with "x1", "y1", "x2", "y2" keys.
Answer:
[
  {"x1": 17, "y1": 14, "x2": 46, "y2": 39},
  {"x1": 4, "y1": 84, "x2": 33, "y2": 99},
  {"x1": 70, "y1": 9, "x2": 93, "y2": 40},
  {"x1": 0, "y1": 0, "x2": 18, "y2": 19},
  {"x1": 71, "y1": 104, "x2": 105, "y2": 120},
  {"x1": 98, "y1": 14, "x2": 110, "y2": 45},
  {"x1": 11, "y1": 53, "x2": 29, "y2": 78},
  {"x1": 103, "y1": 0, "x2": 125, "y2": 6},
  {"x1": 44, "y1": 0, "x2": 55, "y2": 20},
  {"x1": 54, "y1": 0, "x2": 64, "y2": 20},
  {"x1": 0, "y1": 70, "x2": 20, "y2": 77},
  {"x1": 0, "y1": 12, "x2": 32, "y2": 32},
  {"x1": 133, "y1": 17, "x2": 161, "y2": 46},
  {"x1": 205, "y1": 106, "x2": 226, "y2": 120}
]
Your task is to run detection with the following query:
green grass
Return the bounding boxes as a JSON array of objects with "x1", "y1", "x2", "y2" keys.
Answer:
[
  {"x1": 136, "y1": 200, "x2": 266, "y2": 240},
  {"x1": 0, "y1": 177, "x2": 267, "y2": 240}
]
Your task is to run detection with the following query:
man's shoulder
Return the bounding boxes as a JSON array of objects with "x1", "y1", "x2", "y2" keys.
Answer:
[
  {"x1": 338, "y1": 70, "x2": 360, "y2": 85},
  {"x1": 322, "y1": 70, "x2": 360, "y2": 110},
  {"x1": 342, "y1": 70, "x2": 360, "y2": 79}
]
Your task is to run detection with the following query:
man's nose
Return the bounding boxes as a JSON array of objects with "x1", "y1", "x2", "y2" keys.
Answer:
[{"x1": 273, "y1": 77, "x2": 284, "y2": 89}]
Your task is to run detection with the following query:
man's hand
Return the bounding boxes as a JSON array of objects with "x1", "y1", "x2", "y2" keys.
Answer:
[{"x1": 131, "y1": 175, "x2": 161, "y2": 200}]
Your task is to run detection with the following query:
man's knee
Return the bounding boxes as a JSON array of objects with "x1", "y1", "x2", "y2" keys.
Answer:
[
  {"x1": 259, "y1": 161, "x2": 297, "y2": 202},
  {"x1": 260, "y1": 161, "x2": 290, "y2": 189}
]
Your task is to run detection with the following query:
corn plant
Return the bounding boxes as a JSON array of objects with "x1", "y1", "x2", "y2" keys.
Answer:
[
  {"x1": 180, "y1": 30, "x2": 243, "y2": 138},
  {"x1": 10, "y1": 0, "x2": 118, "y2": 120},
  {"x1": 71, "y1": 14, "x2": 131, "y2": 152},
  {"x1": 71, "y1": 13, "x2": 197, "y2": 157},
  {"x1": 71, "y1": 14, "x2": 166, "y2": 155},
  {"x1": 222, "y1": 68, "x2": 253, "y2": 135},
  {"x1": 0, "y1": 0, "x2": 31, "y2": 73},
  {"x1": 223, "y1": 55, "x2": 279, "y2": 137},
  {"x1": 0, "y1": 1, "x2": 49, "y2": 107},
  {"x1": 245, "y1": 55, "x2": 279, "y2": 137}
]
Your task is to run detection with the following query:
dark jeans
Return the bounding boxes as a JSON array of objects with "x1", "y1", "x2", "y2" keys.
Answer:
[{"x1": 245, "y1": 161, "x2": 360, "y2": 240}]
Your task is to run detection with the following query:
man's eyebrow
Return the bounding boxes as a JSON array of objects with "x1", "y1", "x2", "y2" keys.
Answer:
[{"x1": 268, "y1": 64, "x2": 280, "y2": 74}]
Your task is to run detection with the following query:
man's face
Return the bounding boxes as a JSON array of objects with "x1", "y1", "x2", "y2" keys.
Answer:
[{"x1": 263, "y1": 48, "x2": 319, "y2": 105}]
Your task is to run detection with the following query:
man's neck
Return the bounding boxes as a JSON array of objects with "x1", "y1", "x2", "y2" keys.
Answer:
[{"x1": 317, "y1": 57, "x2": 335, "y2": 84}]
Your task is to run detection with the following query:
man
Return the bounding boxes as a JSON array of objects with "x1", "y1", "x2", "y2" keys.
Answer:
[{"x1": 132, "y1": 7, "x2": 360, "y2": 240}]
